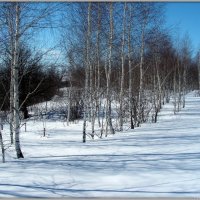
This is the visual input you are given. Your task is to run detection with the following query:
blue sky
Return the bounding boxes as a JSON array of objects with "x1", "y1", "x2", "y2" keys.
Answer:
[
  {"x1": 166, "y1": 2, "x2": 200, "y2": 54},
  {"x1": 37, "y1": 2, "x2": 200, "y2": 64}
]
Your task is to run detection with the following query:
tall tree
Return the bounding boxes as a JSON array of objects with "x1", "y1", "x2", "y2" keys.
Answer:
[
  {"x1": 105, "y1": 2, "x2": 115, "y2": 136},
  {"x1": 12, "y1": 3, "x2": 23, "y2": 158},
  {"x1": 83, "y1": 2, "x2": 91, "y2": 143},
  {"x1": 119, "y1": 2, "x2": 127, "y2": 131},
  {"x1": 1, "y1": 2, "x2": 60, "y2": 158}
]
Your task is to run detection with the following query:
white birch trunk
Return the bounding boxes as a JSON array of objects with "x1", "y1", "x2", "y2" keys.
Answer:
[
  {"x1": 83, "y1": 2, "x2": 91, "y2": 143},
  {"x1": 128, "y1": 5, "x2": 134, "y2": 129},
  {"x1": 10, "y1": 61, "x2": 14, "y2": 144},
  {"x1": 106, "y1": 3, "x2": 115, "y2": 136},
  {"x1": 96, "y1": 3, "x2": 101, "y2": 128},
  {"x1": 67, "y1": 85, "x2": 71, "y2": 126},
  {"x1": 0, "y1": 130, "x2": 5, "y2": 163},
  {"x1": 177, "y1": 63, "x2": 181, "y2": 112},
  {"x1": 13, "y1": 3, "x2": 24, "y2": 158},
  {"x1": 153, "y1": 55, "x2": 162, "y2": 123},
  {"x1": 8, "y1": 15, "x2": 14, "y2": 145},
  {"x1": 138, "y1": 23, "x2": 145, "y2": 126},
  {"x1": 119, "y1": 3, "x2": 127, "y2": 132},
  {"x1": 173, "y1": 64, "x2": 177, "y2": 114},
  {"x1": 182, "y1": 63, "x2": 186, "y2": 108}
]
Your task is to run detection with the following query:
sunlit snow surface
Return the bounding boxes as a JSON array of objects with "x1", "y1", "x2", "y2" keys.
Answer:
[{"x1": 1, "y1": 91, "x2": 200, "y2": 197}]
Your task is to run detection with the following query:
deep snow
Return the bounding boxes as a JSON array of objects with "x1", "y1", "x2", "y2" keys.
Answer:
[{"x1": 0, "y1": 91, "x2": 200, "y2": 197}]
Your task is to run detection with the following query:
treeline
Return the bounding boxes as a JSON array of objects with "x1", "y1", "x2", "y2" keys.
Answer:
[
  {"x1": 0, "y1": 43, "x2": 61, "y2": 118},
  {"x1": 0, "y1": 2, "x2": 199, "y2": 161},
  {"x1": 61, "y1": 2, "x2": 198, "y2": 142}
]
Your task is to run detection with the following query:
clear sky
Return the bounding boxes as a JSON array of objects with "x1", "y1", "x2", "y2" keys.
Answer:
[
  {"x1": 166, "y1": 2, "x2": 200, "y2": 55},
  {"x1": 37, "y1": 2, "x2": 200, "y2": 64}
]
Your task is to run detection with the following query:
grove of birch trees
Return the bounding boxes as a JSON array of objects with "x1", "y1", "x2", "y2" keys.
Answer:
[
  {"x1": 0, "y1": 2, "x2": 199, "y2": 161},
  {"x1": 61, "y1": 2, "x2": 198, "y2": 142}
]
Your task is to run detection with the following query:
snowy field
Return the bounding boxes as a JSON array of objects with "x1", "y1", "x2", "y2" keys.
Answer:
[{"x1": 1, "y1": 91, "x2": 200, "y2": 197}]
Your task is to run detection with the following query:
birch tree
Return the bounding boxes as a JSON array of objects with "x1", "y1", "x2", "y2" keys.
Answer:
[
  {"x1": 83, "y1": 2, "x2": 91, "y2": 143},
  {"x1": 105, "y1": 2, "x2": 115, "y2": 136},
  {"x1": 137, "y1": 4, "x2": 148, "y2": 126},
  {"x1": 119, "y1": 2, "x2": 127, "y2": 131},
  {"x1": 1, "y1": 2, "x2": 60, "y2": 158},
  {"x1": 180, "y1": 35, "x2": 192, "y2": 108},
  {"x1": 0, "y1": 130, "x2": 5, "y2": 163},
  {"x1": 127, "y1": 4, "x2": 135, "y2": 129},
  {"x1": 12, "y1": 3, "x2": 23, "y2": 158}
]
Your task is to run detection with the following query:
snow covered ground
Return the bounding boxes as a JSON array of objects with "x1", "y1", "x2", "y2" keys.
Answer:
[{"x1": 1, "y1": 91, "x2": 200, "y2": 197}]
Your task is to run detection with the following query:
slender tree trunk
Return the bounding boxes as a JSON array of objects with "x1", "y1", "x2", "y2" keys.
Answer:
[
  {"x1": 138, "y1": 23, "x2": 145, "y2": 126},
  {"x1": 177, "y1": 62, "x2": 181, "y2": 112},
  {"x1": 152, "y1": 62, "x2": 157, "y2": 123},
  {"x1": 182, "y1": 63, "x2": 187, "y2": 108},
  {"x1": 10, "y1": 64, "x2": 14, "y2": 144},
  {"x1": 104, "y1": 54, "x2": 108, "y2": 136},
  {"x1": 83, "y1": 2, "x2": 91, "y2": 143},
  {"x1": 90, "y1": 14, "x2": 95, "y2": 139},
  {"x1": 0, "y1": 130, "x2": 5, "y2": 163},
  {"x1": 173, "y1": 65, "x2": 177, "y2": 114},
  {"x1": 89, "y1": 57, "x2": 93, "y2": 124},
  {"x1": 67, "y1": 85, "x2": 71, "y2": 126},
  {"x1": 106, "y1": 3, "x2": 115, "y2": 136},
  {"x1": 96, "y1": 3, "x2": 101, "y2": 128},
  {"x1": 128, "y1": 5, "x2": 134, "y2": 129},
  {"x1": 67, "y1": 74, "x2": 73, "y2": 125},
  {"x1": 119, "y1": 2, "x2": 127, "y2": 132},
  {"x1": 13, "y1": 3, "x2": 24, "y2": 158},
  {"x1": 155, "y1": 56, "x2": 162, "y2": 111},
  {"x1": 9, "y1": 25, "x2": 14, "y2": 145},
  {"x1": 153, "y1": 55, "x2": 162, "y2": 123}
]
